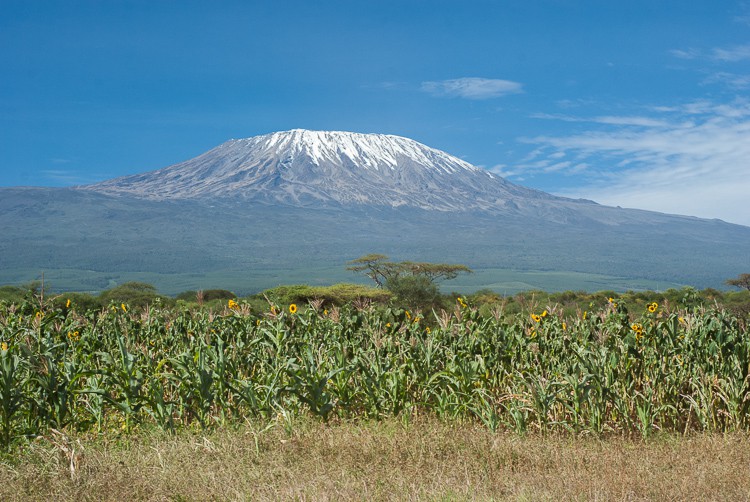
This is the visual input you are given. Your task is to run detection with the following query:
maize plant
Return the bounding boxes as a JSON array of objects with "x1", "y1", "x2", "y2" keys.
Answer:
[{"x1": 0, "y1": 295, "x2": 748, "y2": 450}]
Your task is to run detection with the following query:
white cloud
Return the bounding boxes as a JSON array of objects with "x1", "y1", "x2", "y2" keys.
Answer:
[
  {"x1": 702, "y1": 71, "x2": 750, "y2": 89},
  {"x1": 712, "y1": 43, "x2": 750, "y2": 62},
  {"x1": 671, "y1": 43, "x2": 750, "y2": 63},
  {"x1": 488, "y1": 163, "x2": 538, "y2": 179},
  {"x1": 420, "y1": 77, "x2": 522, "y2": 99},
  {"x1": 531, "y1": 112, "x2": 672, "y2": 128},
  {"x1": 670, "y1": 48, "x2": 701, "y2": 60},
  {"x1": 521, "y1": 100, "x2": 750, "y2": 226},
  {"x1": 591, "y1": 116, "x2": 672, "y2": 127}
]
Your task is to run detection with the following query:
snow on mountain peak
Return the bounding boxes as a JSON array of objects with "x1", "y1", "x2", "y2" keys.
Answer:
[{"x1": 234, "y1": 129, "x2": 482, "y2": 174}]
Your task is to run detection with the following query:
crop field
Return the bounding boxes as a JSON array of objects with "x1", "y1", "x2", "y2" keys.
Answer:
[
  {"x1": 1, "y1": 293, "x2": 749, "y2": 442},
  {"x1": 1, "y1": 293, "x2": 749, "y2": 499}
]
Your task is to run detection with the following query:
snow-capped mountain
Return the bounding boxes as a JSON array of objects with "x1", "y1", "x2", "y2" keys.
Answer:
[
  {"x1": 3, "y1": 128, "x2": 750, "y2": 292},
  {"x1": 84, "y1": 129, "x2": 555, "y2": 211}
]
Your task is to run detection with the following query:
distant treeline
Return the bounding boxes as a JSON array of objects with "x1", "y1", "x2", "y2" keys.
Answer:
[{"x1": 2, "y1": 280, "x2": 749, "y2": 319}]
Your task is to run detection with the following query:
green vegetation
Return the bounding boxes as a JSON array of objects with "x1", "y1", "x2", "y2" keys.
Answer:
[
  {"x1": 0, "y1": 286, "x2": 25, "y2": 303},
  {"x1": 260, "y1": 283, "x2": 392, "y2": 307},
  {"x1": 1, "y1": 283, "x2": 749, "y2": 453},
  {"x1": 1, "y1": 277, "x2": 750, "y2": 499},
  {"x1": 175, "y1": 289, "x2": 235, "y2": 303},
  {"x1": 347, "y1": 253, "x2": 472, "y2": 288},
  {"x1": 348, "y1": 253, "x2": 471, "y2": 310}
]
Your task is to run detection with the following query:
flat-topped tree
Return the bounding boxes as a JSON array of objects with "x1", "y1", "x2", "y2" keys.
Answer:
[
  {"x1": 398, "y1": 261, "x2": 472, "y2": 282},
  {"x1": 726, "y1": 273, "x2": 750, "y2": 291},
  {"x1": 347, "y1": 254, "x2": 472, "y2": 289},
  {"x1": 346, "y1": 254, "x2": 395, "y2": 288}
]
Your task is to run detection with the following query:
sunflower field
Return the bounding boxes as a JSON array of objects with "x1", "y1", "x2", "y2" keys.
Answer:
[{"x1": 1, "y1": 294, "x2": 748, "y2": 450}]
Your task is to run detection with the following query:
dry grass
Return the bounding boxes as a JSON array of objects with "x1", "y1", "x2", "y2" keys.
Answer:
[{"x1": 2, "y1": 419, "x2": 750, "y2": 501}]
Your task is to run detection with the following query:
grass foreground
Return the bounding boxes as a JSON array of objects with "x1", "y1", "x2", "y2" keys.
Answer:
[{"x1": 2, "y1": 419, "x2": 750, "y2": 501}]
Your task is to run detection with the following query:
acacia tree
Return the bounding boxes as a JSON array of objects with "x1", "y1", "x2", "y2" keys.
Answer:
[
  {"x1": 345, "y1": 254, "x2": 397, "y2": 288},
  {"x1": 726, "y1": 273, "x2": 750, "y2": 291},
  {"x1": 347, "y1": 254, "x2": 472, "y2": 288},
  {"x1": 347, "y1": 254, "x2": 471, "y2": 310},
  {"x1": 397, "y1": 261, "x2": 473, "y2": 282}
]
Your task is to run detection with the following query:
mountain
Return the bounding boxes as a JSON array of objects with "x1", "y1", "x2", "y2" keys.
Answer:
[
  {"x1": 84, "y1": 129, "x2": 557, "y2": 211},
  {"x1": 2, "y1": 129, "x2": 749, "y2": 294}
]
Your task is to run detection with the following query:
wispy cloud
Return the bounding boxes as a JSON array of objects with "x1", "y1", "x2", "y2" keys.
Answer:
[
  {"x1": 671, "y1": 43, "x2": 750, "y2": 63},
  {"x1": 41, "y1": 169, "x2": 94, "y2": 186},
  {"x1": 701, "y1": 71, "x2": 750, "y2": 89},
  {"x1": 670, "y1": 48, "x2": 702, "y2": 60},
  {"x1": 531, "y1": 113, "x2": 672, "y2": 128},
  {"x1": 420, "y1": 77, "x2": 522, "y2": 99},
  {"x1": 518, "y1": 99, "x2": 750, "y2": 226},
  {"x1": 712, "y1": 43, "x2": 750, "y2": 62},
  {"x1": 367, "y1": 81, "x2": 409, "y2": 91}
]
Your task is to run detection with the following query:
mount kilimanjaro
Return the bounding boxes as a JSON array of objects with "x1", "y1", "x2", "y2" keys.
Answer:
[
  {"x1": 1, "y1": 129, "x2": 749, "y2": 294},
  {"x1": 86, "y1": 129, "x2": 559, "y2": 211}
]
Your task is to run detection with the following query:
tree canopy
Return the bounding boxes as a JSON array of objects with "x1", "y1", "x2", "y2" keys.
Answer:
[
  {"x1": 347, "y1": 254, "x2": 472, "y2": 289},
  {"x1": 726, "y1": 273, "x2": 750, "y2": 291}
]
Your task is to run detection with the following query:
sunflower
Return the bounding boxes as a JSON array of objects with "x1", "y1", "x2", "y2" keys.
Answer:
[
  {"x1": 289, "y1": 304, "x2": 298, "y2": 314},
  {"x1": 531, "y1": 313, "x2": 541, "y2": 323},
  {"x1": 631, "y1": 323, "x2": 644, "y2": 340},
  {"x1": 648, "y1": 302, "x2": 658, "y2": 313}
]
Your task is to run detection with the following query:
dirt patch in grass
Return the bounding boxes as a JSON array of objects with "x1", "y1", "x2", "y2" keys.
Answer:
[{"x1": 2, "y1": 419, "x2": 749, "y2": 501}]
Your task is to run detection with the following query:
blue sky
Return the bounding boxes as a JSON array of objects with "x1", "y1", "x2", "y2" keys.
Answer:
[{"x1": 3, "y1": 0, "x2": 750, "y2": 225}]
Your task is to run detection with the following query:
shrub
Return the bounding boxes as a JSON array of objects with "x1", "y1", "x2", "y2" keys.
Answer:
[{"x1": 98, "y1": 282, "x2": 167, "y2": 308}]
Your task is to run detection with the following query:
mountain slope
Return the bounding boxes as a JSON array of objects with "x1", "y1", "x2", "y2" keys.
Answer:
[{"x1": 83, "y1": 129, "x2": 560, "y2": 211}]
